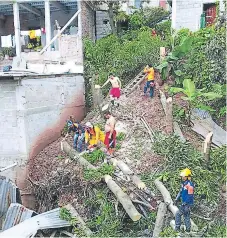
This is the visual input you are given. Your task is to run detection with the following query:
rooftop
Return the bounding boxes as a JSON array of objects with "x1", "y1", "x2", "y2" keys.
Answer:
[{"x1": 0, "y1": 0, "x2": 78, "y2": 16}]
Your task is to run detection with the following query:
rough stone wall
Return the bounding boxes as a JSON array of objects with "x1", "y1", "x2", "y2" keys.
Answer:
[
  {"x1": 81, "y1": 1, "x2": 95, "y2": 41},
  {"x1": 96, "y1": 11, "x2": 111, "y2": 40},
  {"x1": 172, "y1": 0, "x2": 216, "y2": 31},
  {"x1": 0, "y1": 74, "x2": 85, "y2": 184}
]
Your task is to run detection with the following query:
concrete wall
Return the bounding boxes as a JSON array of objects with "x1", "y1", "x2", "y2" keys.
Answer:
[
  {"x1": 172, "y1": 0, "x2": 216, "y2": 31},
  {"x1": 96, "y1": 11, "x2": 111, "y2": 40},
  {"x1": 0, "y1": 74, "x2": 85, "y2": 185}
]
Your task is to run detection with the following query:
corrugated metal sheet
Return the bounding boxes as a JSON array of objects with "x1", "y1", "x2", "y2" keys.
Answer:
[
  {"x1": 2, "y1": 203, "x2": 37, "y2": 231},
  {"x1": 0, "y1": 176, "x2": 21, "y2": 226},
  {"x1": 0, "y1": 207, "x2": 71, "y2": 238}
]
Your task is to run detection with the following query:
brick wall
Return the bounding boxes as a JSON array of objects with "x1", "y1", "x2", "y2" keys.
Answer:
[{"x1": 81, "y1": 1, "x2": 95, "y2": 41}]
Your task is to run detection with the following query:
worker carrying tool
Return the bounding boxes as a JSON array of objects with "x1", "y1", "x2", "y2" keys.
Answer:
[
  {"x1": 85, "y1": 122, "x2": 105, "y2": 150},
  {"x1": 101, "y1": 73, "x2": 121, "y2": 106},
  {"x1": 143, "y1": 64, "x2": 155, "y2": 98},
  {"x1": 103, "y1": 110, "x2": 116, "y2": 157},
  {"x1": 66, "y1": 116, "x2": 85, "y2": 152},
  {"x1": 174, "y1": 168, "x2": 194, "y2": 233}
]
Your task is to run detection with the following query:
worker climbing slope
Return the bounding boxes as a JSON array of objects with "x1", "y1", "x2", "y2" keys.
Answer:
[
  {"x1": 101, "y1": 73, "x2": 122, "y2": 106},
  {"x1": 143, "y1": 64, "x2": 155, "y2": 98},
  {"x1": 174, "y1": 168, "x2": 195, "y2": 233}
]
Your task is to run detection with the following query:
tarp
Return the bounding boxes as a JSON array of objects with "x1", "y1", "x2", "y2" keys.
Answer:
[{"x1": 191, "y1": 108, "x2": 227, "y2": 147}]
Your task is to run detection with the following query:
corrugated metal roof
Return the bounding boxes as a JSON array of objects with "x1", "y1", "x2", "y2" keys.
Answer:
[
  {"x1": 0, "y1": 176, "x2": 21, "y2": 227},
  {"x1": 2, "y1": 203, "x2": 37, "y2": 231},
  {"x1": 0, "y1": 207, "x2": 71, "y2": 238}
]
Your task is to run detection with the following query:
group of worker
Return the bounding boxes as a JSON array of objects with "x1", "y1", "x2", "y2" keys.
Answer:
[
  {"x1": 66, "y1": 110, "x2": 116, "y2": 157},
  {"x1": 66, "y1": 68, "x2": 194, "y2": 234}
]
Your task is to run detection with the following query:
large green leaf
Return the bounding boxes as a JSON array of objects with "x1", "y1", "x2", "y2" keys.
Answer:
[
  {"x1": 183, "y1": 78, "x2": 196, "y2": 98},
  {"x1": 174, "y1": 70, "x2": 183, "y2": 76},
  {"x1": 156, "y1": 61, "x2": 168, "y2": 70},
  {"x1": 196, "y1": 104, "x2": 216, "y2": 112},
  {"x1": 169, "y1": 87, "x2": 184, "y2": 94},
  {"x1": 172, "y1": 36, "x2": 193, "y2": 57},
  {"x1": 202, "y1": 92, "x2": 223, "y2": 100}
]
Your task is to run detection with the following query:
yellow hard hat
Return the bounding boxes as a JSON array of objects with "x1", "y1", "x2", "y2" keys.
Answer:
[{"x1": 180, "y1": 168, "x2": 192, "y2": 177}]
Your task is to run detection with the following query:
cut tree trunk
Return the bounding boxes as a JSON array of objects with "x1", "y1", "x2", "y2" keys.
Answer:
[
  {"x1": 166, "y1": 97, "x2": 173, "y2": 134},
  {"x1": 64, "y1": 204, "x2": 92, "y2": 236},
  {"x1": 61, "y1": 141, "x2": 96, "y2": 169},
  {"x1": 110, "y1": 158, "x2": 133, "y2": 175},
  {"x1": 154, "y1": 179, "x2": 198, "y2": 231},
  {"x1": 104, "y1": 175, "x2": 142, "y2": 221},
  {"x1": 203, "y1": 132, "x2": 213, "y2": 168},
  {"x1": 62, "y1": 142, "x2": 141, "y2": 222},
  {"x1": 153, "y1": 202, "x2": 167, "y2": 238}
]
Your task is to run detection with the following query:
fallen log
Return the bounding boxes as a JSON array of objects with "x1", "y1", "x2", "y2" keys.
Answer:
[
  {"x1": 64, "y1": 204, "x2": 92, "y2": 236},
  {"x1": 110, "y1": 158, "x2": 133, "y2": 175},
  {"x1": 166, "y1": 97, "x2": 173, "y2": 134},
  {"x1": 154, "y1": 179, "x2": 198, "y2": 231},
  {"x1": 131, "y1": 175, "x2": 146, "y2": 190},
  {"x1": 203, "y1": 132, "x2": 213, "y2": 167},
  {"x1": 141, "y1": 117, "x2": 154, "y2": 142},
  {"x1": 62, "y1": 142, "x2": 141, "y2": 222},
  {"x1": 153, "y1": 202, "x2": 167, "y2": 238},
  {"x1": 61, "y1": 141, "x2": 95, "y2": 169},
  {"x1": 104, "y1": 175, "x2": 142, "y2": 221}
]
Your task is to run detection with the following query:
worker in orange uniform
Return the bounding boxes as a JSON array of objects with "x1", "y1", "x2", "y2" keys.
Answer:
[
  {"x1": 143, "y1": 64, "x2": 155, "y2": 98},
  {"x1": 85, "y1": 122, "x2": 105, "y2": 150},
  {"x1": 174, "y1": 168, "x2": 194, "y2": 233}
]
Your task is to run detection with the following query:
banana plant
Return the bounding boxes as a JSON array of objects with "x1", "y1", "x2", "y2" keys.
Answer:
[
  {"x1": 156, "y1": 34, "x2": 193, "y2": 82},
  {"x1": 170, "y1": 79, "x2": 222, "y2": 125}
]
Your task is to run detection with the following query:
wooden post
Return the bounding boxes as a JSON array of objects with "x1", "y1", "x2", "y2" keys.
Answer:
[
  {"x1": 160, "y1": 47, "x2": 166, "y2": 62},
  {"x1": 166, "y1": 97, "x2": 173, "y2": 133},
  {"x1": 203, "y1": 132, "x2": 213, "y2": 167},
  {"x1": 153, "y1": 202, "x2": 167, "y2": 238}
]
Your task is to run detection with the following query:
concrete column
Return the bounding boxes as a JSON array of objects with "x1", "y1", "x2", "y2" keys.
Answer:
[
  {"x1": 171, "y1": 0, "x2": 177, "y2": 29},
  {"x1": 77, "y1": 0, "x2": 83, "y2": 66},
  {"x1": 77, "y1": 0, "x2": 82, "y2": 38},
  {"x1": 13, "y1": 2, "x2": 21, "y2": 58},
  {"x1": 45, "y1": 0, "x2": 51, "y2": 51}
]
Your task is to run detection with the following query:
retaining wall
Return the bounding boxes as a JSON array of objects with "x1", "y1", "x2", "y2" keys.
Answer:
[{"x1": 0, "y1": 74, "x2": 85, "y2": 187}]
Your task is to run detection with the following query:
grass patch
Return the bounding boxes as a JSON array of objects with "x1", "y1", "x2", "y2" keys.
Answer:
[{"x1": 83, "y1": 149, "x2": 105, "y2": 165}]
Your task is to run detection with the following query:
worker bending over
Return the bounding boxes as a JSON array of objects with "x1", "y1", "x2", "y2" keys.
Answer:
[
  {"x1": 174, "y1": 168, "x2": 194, "y2": 233},
  {"x1": 144, "y1": 64, "x2": 155, "y2": 98},
  {"x1": 66, "y1": 116, "x2": 85, "y2": 152},
  {"x1": 102, "y1": 73, "x2": 121, "y2": 106},
  {"x1": 85, "y1": 122, "x2": 105, "y2": 150},
  {"x1": 104, "y1": 111, "x2": 116, "y2": 156}
]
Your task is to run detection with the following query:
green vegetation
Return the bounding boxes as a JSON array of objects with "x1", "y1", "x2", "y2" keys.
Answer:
[
  {"x1": 83, "y1": 164, "x2": 115, "y2": 181},
  {"x1": 116, "y1": 132, "x2": 126, "y2": 141},
  {"x1": 141, "y1": 133, "x2": 226, "y2": 236},
  {"x1": 170, "y1": 78, "x2": 222, "y2": 124},
  {"x1": 83, "y1": 149, "x2": 105, "y2": 165},
  {"x1": 128, "y1": 7, "x2": 169, "y2": 30},
  {"x1": 60, "y1": 208, "x2": 86, "y2": 237}
]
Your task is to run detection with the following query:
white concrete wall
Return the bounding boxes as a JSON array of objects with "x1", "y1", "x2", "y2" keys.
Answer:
[
  {"x1": 0, "y1": 80, "x2": 27, "y2": 181},
  {"x1": 172, "y1": 0, "x2": 217, "y2": 31},
  {"x1": 0, "y1": 74, "x2": 85, "y2": 183}
]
